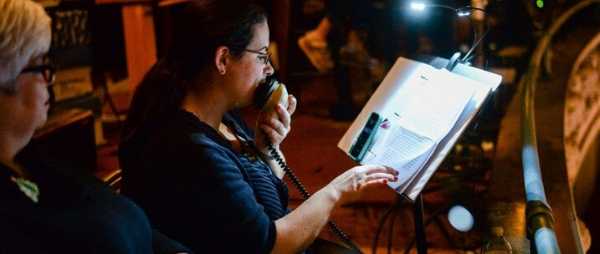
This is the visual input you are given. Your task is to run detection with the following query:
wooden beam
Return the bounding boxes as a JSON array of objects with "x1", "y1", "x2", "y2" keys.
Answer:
[
  {"x1": 121, "y1": 3, "x2": 157, "y2": 91},
  {"x1": 271, "y1": 0, "x2": 290, "y2": 82},
  {"x1": 95, "y1": 0, "x2": 151, "y2": 5}
]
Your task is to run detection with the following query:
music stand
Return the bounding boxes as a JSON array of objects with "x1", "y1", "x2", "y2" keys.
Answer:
[{"x1": 338, "y1": 54, "x2": 501, "y2": 254}]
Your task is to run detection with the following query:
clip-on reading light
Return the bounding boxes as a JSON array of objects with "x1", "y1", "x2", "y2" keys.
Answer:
[{"x1": 409, "y1": 2, "x2": 491, "y2": 71}]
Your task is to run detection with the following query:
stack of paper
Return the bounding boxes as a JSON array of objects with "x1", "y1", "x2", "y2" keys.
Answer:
[{"x1": 338, "y1": 56, "x2": 501, "y2": 200}]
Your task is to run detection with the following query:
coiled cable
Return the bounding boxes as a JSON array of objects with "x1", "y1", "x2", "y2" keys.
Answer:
[{"x1": 267, "y1": 142, "x2": 363, "y2": 253}]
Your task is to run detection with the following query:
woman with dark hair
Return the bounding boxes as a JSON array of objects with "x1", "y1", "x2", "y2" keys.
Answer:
[
  {"x1": 0, "y1": 0, "x2": 190, "y2": 253},
  {"x1": 119, "y1": 0, "x2": 398, "y2": 253}
]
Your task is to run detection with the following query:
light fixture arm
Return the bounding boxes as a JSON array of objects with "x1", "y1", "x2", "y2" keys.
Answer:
[
  {"x1": 456, "y1": 6, "x2": 487, "y2": 15},
  {"x1": 424, "y1": 3, "x2": 457, "y2": 12},
  {"x1": 410, "y1": 2, "x2": 492, "y2": 66}
]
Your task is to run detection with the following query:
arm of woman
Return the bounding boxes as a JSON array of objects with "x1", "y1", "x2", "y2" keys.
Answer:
[
  {"x1": 173, "y1": 134, "x2": 395, "y2": 253},
  {"x1": 271, "y1": 165, "x2": 398, "y2": 254}
]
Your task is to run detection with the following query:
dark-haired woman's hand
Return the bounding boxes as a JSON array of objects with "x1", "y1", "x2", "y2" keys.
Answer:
[
  {"x1": 256, "y1": 94, "x2": 296, "y2": 157},
  {"x1": 325, "y1": 165, "x2": 398, "y2": 205}
]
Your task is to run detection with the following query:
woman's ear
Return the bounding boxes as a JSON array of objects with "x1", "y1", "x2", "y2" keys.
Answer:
[{"x1": 214, "y1": 46, "x2": 229, "y2": 75}]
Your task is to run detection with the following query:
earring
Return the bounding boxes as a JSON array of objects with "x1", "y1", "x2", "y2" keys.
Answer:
[{"x1": 219, "y1": 69, "x2": 226, "y2": 75}]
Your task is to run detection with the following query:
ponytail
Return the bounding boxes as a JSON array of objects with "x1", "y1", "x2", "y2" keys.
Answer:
[{"x1": 121, "y1": 58, "x2": 187, "y2": 142}]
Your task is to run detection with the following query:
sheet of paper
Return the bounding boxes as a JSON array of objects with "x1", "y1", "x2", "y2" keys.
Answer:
[
  {"x1": 361, "y1": 118, "x2": 436, "y2": 189},
  {"x1": 388, "y1": 69, "x2": 477, "y2": 141},
  {"x1": 338, "y1": 58, "x2": 428, "y2": 151},
  {"x1": 405, "y1": 78, "x2": 494, "y2": 200}
]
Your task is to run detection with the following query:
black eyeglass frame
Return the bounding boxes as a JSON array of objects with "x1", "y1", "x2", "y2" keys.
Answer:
[
  {"x1": 241, "y1": 48, "x2": 272, "y2": 65},
  {"x1": 20, "y1": 64, "x2": 56, "y2": 85}
]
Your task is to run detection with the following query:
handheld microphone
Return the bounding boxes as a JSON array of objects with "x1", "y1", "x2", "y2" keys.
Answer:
[
  {"x1": 254, "y1": 75, "x2": 288, "y2": 112},
  {"x1": 252, "y1": 75, "x2": 363, "y2": 253}
]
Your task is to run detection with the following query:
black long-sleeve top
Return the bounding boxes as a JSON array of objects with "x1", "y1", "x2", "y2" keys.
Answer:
[
  {"x1": 119, "y1": 110, "x2": 289, "y2": 253},
  {"x1": 0, "y1": 152, "x2": 190, "y2": 254}
]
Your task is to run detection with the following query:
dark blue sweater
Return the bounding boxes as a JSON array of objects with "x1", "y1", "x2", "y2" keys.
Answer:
[{"x1": 119, "y1": 110, "x2": 289, "y2": 253}]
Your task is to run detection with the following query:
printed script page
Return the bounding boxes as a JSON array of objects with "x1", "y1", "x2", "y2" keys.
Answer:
[
  {"x1": 363, "y1": 68, "x2": 478, "y2": 190},
  {"x1": 392, "y1": 69, "x2": 477, "y2": 141},
  {"x1": 361, "y1": 117, "x2": 437, "y2": 191}
]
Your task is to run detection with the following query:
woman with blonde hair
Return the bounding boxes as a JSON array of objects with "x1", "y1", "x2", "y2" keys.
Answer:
[{"x1": 0, "y1": 0, "x2": 190, "y2": 253}]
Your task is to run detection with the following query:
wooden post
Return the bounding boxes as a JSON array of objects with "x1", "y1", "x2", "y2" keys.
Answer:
[
  {"x1": 121, "y1": 3, "x2": 157, "y2": 91},
  {"x1": 271, "y1": 0, "x2": 290, "y2": 82}
]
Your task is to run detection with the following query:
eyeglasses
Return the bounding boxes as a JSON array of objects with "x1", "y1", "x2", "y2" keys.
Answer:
[
  {"x1": 20, "y1": 64, "x2": 56, "y2": 85},
  {"x1": 243, "y1": 48, "x2": 271, "y2": 65}
]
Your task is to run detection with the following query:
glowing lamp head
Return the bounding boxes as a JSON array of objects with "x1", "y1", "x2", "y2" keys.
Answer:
[
  {"x1": 410, "y1": 2, "x2": 426, "y2": 11},
  {"x1": 457, "y1": 10, "x2": 471, "y2": 17}
]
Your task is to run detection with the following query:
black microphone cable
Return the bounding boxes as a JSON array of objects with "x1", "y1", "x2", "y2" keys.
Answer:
[{"x1": 266, "y1": 142, "x2": 364, "y2": 254}]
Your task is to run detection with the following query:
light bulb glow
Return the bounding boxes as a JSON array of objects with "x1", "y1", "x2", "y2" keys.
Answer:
[
  {"x1": 457, "y1": 10, "x2": 471, "y2": 16},
  {"x1": 410, "y1": 2, "x2": 426, "y2": 11}
]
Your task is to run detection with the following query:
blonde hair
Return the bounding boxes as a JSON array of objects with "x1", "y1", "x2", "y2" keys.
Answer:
[{"x1": 0, "y1": 0, "x2": 51, "y2": 92}]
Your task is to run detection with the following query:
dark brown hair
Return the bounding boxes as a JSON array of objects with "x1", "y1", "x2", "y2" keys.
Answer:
[{"x1": 121, "y1": 0, "x2": 267, "y2": 141}]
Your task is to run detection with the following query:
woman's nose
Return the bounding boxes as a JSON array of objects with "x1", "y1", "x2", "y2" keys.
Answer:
[{"x1": 265, "y1": 61, "x2": 275, "y2": 76}]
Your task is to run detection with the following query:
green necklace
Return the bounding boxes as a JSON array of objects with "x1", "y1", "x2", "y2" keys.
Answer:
[{"x1": 11, "y1": 176, "x2": 39, "y2": 203}]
